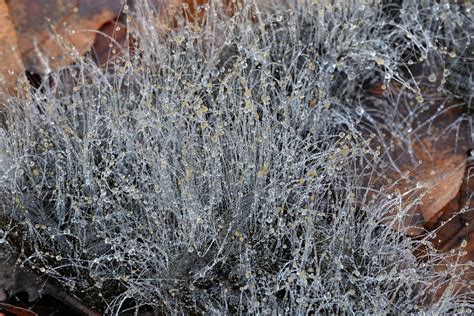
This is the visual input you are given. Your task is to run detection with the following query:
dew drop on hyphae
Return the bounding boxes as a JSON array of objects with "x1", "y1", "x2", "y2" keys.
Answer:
[{"x1": 428, "y1": 73, "x2": 437, "y2": 83}]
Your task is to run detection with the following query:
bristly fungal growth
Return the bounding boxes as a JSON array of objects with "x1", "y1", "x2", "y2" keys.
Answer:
[{"x1": 0, "y1": 0, "x2": 472, "y2": 314}]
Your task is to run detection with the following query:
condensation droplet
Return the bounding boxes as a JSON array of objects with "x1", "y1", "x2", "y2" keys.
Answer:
[{"x1": 428, "y1": 73, "x2": 437, "y2": 83}]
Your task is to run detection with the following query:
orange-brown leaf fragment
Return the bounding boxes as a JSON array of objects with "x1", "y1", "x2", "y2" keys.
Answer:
[
  {"x1": 0, "y1": 0, "x2": 25, "y2": 96},
  {"x1": 417, "y1": 153, "x2": 466, "y2": 223},
  {"x1": 385, "y1": 146, "x2": 466, "y2": 236},
  {"x1": 0, "y1": 303, "x2": 38, "y2": 316},
  {"x1": 8, "y1": 0, "x2": 123, "y2": 74},
  {"x1": 91, "y1": 21, "x2": 127, "y2": 67}
]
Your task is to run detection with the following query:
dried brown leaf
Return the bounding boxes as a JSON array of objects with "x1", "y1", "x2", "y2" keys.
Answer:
[
  {"x1": 0, "y1": 303, "x2": 38, "y2": 316},
  {"x1": 384, "y1": 145, "x2": 466, "y2": 237},
  {"x1": 0, "y1": 0, "x2": 25, "y2": 96},
  {"x1": 91, "y1": 21, "x2": 127, "y2": 67},
  {"x1": 8, "y1": 0, "x2": 123, "y2": 73},
  {"x1": 416, "y1": 153, "x2": 466, "y2": 223}
]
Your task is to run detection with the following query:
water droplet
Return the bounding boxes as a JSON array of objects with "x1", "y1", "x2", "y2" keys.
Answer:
[
  {"x1": 211, "y1": 67, "x2": 219, "y2": 77},
  {"x1": 355, "y1": 106, "x2": 365, "y2": 115},
  {"x1": 428, "y1": 73, "x2": 437, "y2": 83},
  {"x1": 347, "y1": 72, "x2": 356, "y2": 81}
]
